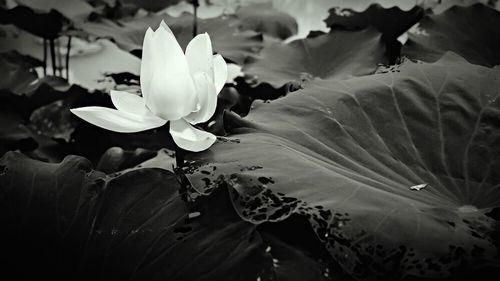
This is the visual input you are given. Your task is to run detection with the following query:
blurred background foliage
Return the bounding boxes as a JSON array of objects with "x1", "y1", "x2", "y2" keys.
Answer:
[{"x1": 0, "y1": 0, "x2": 499, "y2": 163}]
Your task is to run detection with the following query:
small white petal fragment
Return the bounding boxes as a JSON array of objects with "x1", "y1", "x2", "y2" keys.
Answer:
[
  {"x1": 188, "y1": 212, "x2": 201, "y2": 219},
  {"x1": 408, "y1": 23, "x2": 430, "y2": 36},
  {"x1": 226, "y1": 63, "x2": 242, "y2": 85},
  {"x1": 110, "y1": 90, "x2": 147, "y2": 115},
  {"x1": 458, "y1": 205, "x2": 478, "y2": 213},
  {"x1": 397, "y1": 32, "x2": 408, "y2": 45},
  {"x1": 71, "y1": 107, "x2": 166, "y2": 133},
  {"x1": 170, "y1": 119, "x2": 216, "y2": 152},
  {"x1": 213, "y1": 54, "x2": 228, "y2": 93},
  {"x1": 410, "y1": 183, "x2": 428, "y2": 191}
]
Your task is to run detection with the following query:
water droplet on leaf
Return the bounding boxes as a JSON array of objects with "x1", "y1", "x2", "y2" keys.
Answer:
[
  {"x1": 188, "y1": 212, "x2": 201, "y2": 219},
  {"x1": 410, "y1": 183, "x2": 427, "y2": 191},
  {"x1": 458, "y1": 205, "x2": 478, "y2": 213}
]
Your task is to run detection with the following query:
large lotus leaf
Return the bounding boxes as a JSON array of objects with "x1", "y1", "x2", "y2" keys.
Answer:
[
  {"x1": 271, "y1": 0, "x2": 424, "y2": 42},
  {"x1": 243, "y1": 27, "x2": 387, "y2": 88},
  {"x1": 0, "y1": 152, "x2": 274, "y2": 280},
  {"x1": 258, "y1": 216, "x2": 350, "y2": 281},
  {"x1": 121, "y1": 0, "x2": 183, "y2": 12},
  {"x1": 163, "y1": 0, "x2": 228, "y2": 19},
  {"x1": 402, "y1": 4, "x2": 500, "y2": 67},
  {"x1": 271, "y1": 0, "x2": 336, "y2": 41},
  {"x1": 236, "y1": 2, "x2": 298, "y2": 40},
  {"x1": 324, "y1": 4, "x2": 423, "y2": 64},
  {"x1": 164, "y1": 13, "x2": 263, "y2": 65},
  {"x1": 420, "y1": 0, "x2": 499, "y2": 14},
  {"x1": 78, "y1": 13, "x2": 170, "y2": 52},
  {"x1": 185, "y1": 53, "x2": 500, "y2": 280},
  {"x1": 324, "y1": 4, "x2": 423, "y2": 42},
  {"x1": 15, "y1": 0, "x2": 94, "y2": 22},
  {"x1": 0, "y1": 5, "x2": 63, "y2": 39},
  {"x1": 0, "y1": 51, "x2": 39, "y2": 94}
]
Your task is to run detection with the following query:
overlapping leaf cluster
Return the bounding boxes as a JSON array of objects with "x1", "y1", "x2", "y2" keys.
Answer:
[{"x1": 1, "y1": 1, "x2": 500, "y2": 280}]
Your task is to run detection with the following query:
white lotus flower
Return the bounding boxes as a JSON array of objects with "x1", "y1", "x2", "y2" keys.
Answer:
[{"x1": 71, "y1": 21, "x2": 227, "y2": 152}]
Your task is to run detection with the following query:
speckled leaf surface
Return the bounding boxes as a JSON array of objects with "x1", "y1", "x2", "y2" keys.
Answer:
[{"x1": 186, "y1": 53, "x2": 500, "y2": 280}]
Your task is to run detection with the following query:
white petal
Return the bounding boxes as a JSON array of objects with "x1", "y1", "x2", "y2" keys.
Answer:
[
  {"x1": 213, "y1": 54, "x2": 227, "y2": 94},
  {"x1": 145, "y1": 24, "x2": 198, "y2": 120},
  {"x1": 169, "y1": 119, "x2": 216, "y2": 152},
  {"x1": 70, "y1": 106, "x2": 166, "y2": 133},
  {"x1": 110, "y1": 90, "x2": 148, "y2": 115},
  {"x1": 226, "y1": 63, "x2": 243, "y2": 84},
  {"x1": 140, "y1": 27, "x2": 154, "y2": 101},
  {"x1": 184, "y1": 72, "x2": 217, "y2": 124},
  {"x1": 185, "y1": 33, "x2": 213, "y2": 78},
  {"x1": 159, "y1": 20, "x2": 174, "y2": 34}
]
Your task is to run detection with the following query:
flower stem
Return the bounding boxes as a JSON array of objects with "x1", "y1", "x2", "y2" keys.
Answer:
[
  {"x1": 56, "y1": 38, "x2": 63, "y2": 77},
  {"x1": 65, "y1": 36, "x2": 72, "y2": 81},
  {"x1": 42, "y1": 39, "x2": 47, "y2": 76},
  {"x1": 175, "y1": 147, "x2": 185, "y2": 168},
  {"x1": 192, "y1": 0, "x2": 199, "y2": 38},
  {"x1": 49, "y1": 39, "x2": 56, "y2": 76}
]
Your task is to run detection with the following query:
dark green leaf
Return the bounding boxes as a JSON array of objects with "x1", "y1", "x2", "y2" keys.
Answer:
[
  {"x1": 121, "y1": 0, "x2": 183, "y2": 12},
  {"x1": 186, "y1": 53, "x2": 500, "y2": 280},
  {"x1": 325, "y1": 4, "x2": 423, "y2": 41},
  {"x1": 402, "y1": 4, "x2": 500, "y2": 67},
  {"x1": 0, "y1": 52, "x2": 68, "y2": 157},
  {"x1": 171, "y1": 13, "x2": 263, "y2": 64},
  {"x1": 324, "y1": 4, "x2": 423, "y2": 62},
  {"x1": 236, "y1": 2, "x2": 298, "y2": 40},
  {"x1": 15, "y1": 0, "x2": 94, "y2": 22},
  {"x1": 0, "y1": 5, "x2": 64, "y2": 39},
  {"x1": 79, "y1": 13, "x2": 169, "y2": 52},
  {"x1": 243, "y1": 28, "x2": 388, "y2": 88},
  {"x1": 95, "y1": 146, "x2": 159, "y2": 174},
  {"x1": 80, "y1": 13, "x2": 263, "y2": 64},
  {"x1": 0, "y1": 51, "x2": 39, "y2": 93},
  {"x1": 0, "y1": 152, "x2": 273, "y2": 281}
]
